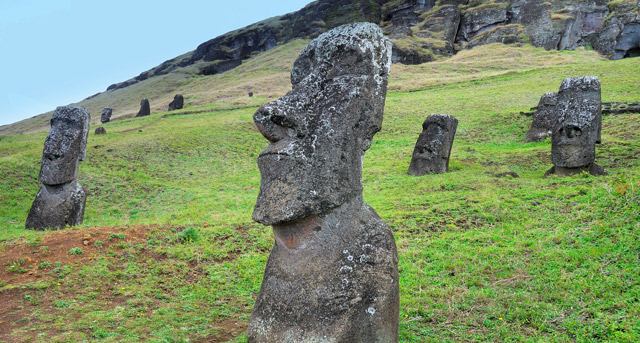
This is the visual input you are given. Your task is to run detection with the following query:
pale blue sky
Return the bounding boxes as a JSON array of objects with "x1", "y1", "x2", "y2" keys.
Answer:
[{"x1": 0, "y1": 0, "x2": 312, "y2": 126}]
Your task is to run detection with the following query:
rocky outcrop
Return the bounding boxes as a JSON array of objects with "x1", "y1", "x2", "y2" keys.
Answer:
[{"x1": 104, "y1": 0, "x2": 640, "y2": 93}]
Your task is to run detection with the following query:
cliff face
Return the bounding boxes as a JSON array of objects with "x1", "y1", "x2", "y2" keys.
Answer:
[{"x1": 106, "y1": 0, "x2": 640, "y2": 92}]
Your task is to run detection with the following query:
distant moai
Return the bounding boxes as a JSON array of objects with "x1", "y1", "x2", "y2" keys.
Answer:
[
  {"x1": 101, "y1": 107, "x2": 113, "y2": 123},
  {"x1": 408, "y1": 114, "x2": 458, "y2": 175},
  {"x1": 247, "y1": 23, "x2": 399, "y2": 343},
  {"x1": 545, "y1": 76, "x2": 607, "y2": 177},
  {"x1": 525, "y1": 92, "x2": 557, "y2": 142},
  {"x1": 95, "y1": 127, "x2": 106, "y2": 135},
  {"x1": 26, "y1": 106, "x2": 90, "y2": 230},
  {"x1": 168, "y1": 94, "x2": 184, "y2": 111},
  {"x1": 136, "y1": 98, "x2": 150, "y2": 117}
]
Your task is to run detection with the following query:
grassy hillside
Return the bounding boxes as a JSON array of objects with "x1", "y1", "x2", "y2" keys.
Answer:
[{"x1": 1, "y1": 42, "x2": 639, "y2": 342}]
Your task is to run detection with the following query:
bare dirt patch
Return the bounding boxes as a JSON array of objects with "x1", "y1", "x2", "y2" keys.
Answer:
[{"x1": 0, "y1": 225, "x2": 154, "y2": 286}]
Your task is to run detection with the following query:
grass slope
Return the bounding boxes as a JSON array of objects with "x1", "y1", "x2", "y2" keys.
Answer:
[{"x1": 0, "y1": 42, "x2": 639, "y2": 342}]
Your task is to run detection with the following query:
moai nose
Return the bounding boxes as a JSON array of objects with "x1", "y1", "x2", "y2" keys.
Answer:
[{"x1": 254, "y1": 103, "x2": 292, "y2": 143}]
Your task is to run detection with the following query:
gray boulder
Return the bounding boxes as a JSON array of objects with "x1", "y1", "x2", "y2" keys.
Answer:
[
  {"x1": 248, "y1": 23, "x2": 399, "y2": 343},
  {"x1": 26, "y1": 106, "x2": 90, "y2": 230},
  {"x1": 525, "y1": 92, "x2": 557, "y2": 142},
  {"x1": 136, "y1": 98, "x2": 150, "y2": 117},
  {"x1": 168, "y1": 94, "x2": 184, "y2": 111},
  {"x1": 95, "y1": 127, "x2": 106, "y2": 135},
  {"x1": 545, "y1": 76, "x2": 607, "y2": 177},
  {"x1": 408, "y1": 114, "x2": 458, "y2": 175},
  {"x1": 101, "y1": 107, "x2": 112, "y2": 123}
]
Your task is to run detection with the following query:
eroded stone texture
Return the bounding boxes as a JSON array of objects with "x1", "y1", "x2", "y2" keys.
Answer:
[
  {"x1": 101, "y1": 107, "x2": 112, "y2": 123},
  {"x1": 136, "y1": 98, "x2": 150, "y2": 117},
  {"x1": 525, "y1": 92, "x2": 557, "y2": 142},
  {"x1": 168, "y1": 94, "x2": 184, "y2": 111},
  {"x1": 248, "y1": 23, "x2": 399, "y2": 343},
  {"x1": 545, "y1": 76, "x2": 606, "y2": 177},
  {"x1": 408, "y1": 114, "x2": 458, "y2": 175},
  {"x1": 26, "y1": 106, "x2": 90, "y2": 230}
]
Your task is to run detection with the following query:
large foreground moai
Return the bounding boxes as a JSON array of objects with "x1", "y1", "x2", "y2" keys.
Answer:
[
  {"x1": 136, "y1": 98, "x2": 150, "y2": 117},
  {"x1": 525, "y1": 92, "x2": 557, "y2": 142},
  {"x1": 408, "y1": 114, "x2": 458, "y2": 175},
  {"x1": 247, "y1": 23, "x2": 399, "y2": 343},
  {"x1": 545, "y1": 76, "x2": 607, "y2": 177},
  {"x1": 26, "y1": 106, "x2": 90, "y2": 230}
]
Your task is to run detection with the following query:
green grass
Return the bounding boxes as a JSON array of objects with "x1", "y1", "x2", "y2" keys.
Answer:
[{"x1": 0, "y1": 41, "x2": 639, "y2": 342}]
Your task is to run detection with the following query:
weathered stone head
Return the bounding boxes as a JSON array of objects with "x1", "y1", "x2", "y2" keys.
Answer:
[
  {"x1": 552, "y1": 77, "x2": 601, "y2": 168},
  {"x1": 101, "y1": 107, "x2": 112, "y2": 123},
  {"x1": 253, "y1": 22, "x2": 392, "y2": 225},
  {"x1": 525, "y1": 92, "x2": 557, "y2": 143},
  {"x1": 168, "y1": 94, "x2": 184, "y2": 111},
  {"x1": 39, "y1": 106, "x2": 90, "y2": 186},
  {"x1": 136, "y1": 98, "x2": 150, "y2": 117},
  {"x1": 408, "y1": 114, "x2": 458, "y2": 175}
]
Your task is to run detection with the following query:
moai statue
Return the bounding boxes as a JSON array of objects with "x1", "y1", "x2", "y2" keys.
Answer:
[
  {"x1": 26, "y1": 106, "x2": 90, "y2": 230},
  {"x1": 168, "y1": 94, "x2": 184, "y2": 111},
  {"x1": 100, "y1": 107, "x2": 113, "y2": 123},
  {"x1": 247, "y1": 23, "x2": 399, "y2": 343},
  {"x1": 95, "y1": 127, "x2": 106, "y2": 135},
  {"x1": 525, "y1": 92, "x2": 557, "y2": 142},
  {"x1": 408, "y1": 114, "x2": 458, "y2": 175},
  {"x1": 545, "y1": 76, "x2": 607, "y2": 177},
  {"x1": 136, "y1": 98, "x2": 150, "y2": 117}
]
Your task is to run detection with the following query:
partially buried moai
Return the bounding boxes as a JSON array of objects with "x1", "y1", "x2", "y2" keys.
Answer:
[
  {"x1": 136, "y1": 98, "x2": 150, "y2": 117},
  {"x1": 247, "y1": 23, "x2": 399, "y2": 343},
  {"x1": 545, "y1": 76, "x2": 607, "y2": 177},
  {"x1": 525, "y1": 92, "x2": 557, "y2": 143},
  {"x1": 408, "y1": 114, "x2": 458, "y2": 175},
  {"x1": 26, "y1": 106, "x2": 90, "y2": 230},
  {"x1": 101, "y1": 107, "x2": 112, "y2": 123},
  {"x1": 168, "y1": 94, "x2": 184, "y2": 111}
]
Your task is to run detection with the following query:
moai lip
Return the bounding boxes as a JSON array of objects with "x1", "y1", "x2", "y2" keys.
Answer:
[
  {"x1": 247, "y1": 23, "x2": 399, "y2": 343},
  {"x1": 408, "y1": 114, "x2": 458, "y2": 176}
]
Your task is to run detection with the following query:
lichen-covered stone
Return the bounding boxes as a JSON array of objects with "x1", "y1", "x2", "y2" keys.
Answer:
[
  {"x1": 136, "y1": 98, "x2": 150, "y2": 117},
  {"x1": 525, "y1": 92, "x2": 557, "y2": 142},
  {"x1": 168, "y1": 94, "x2": 184, "y2": 111},
  {"x1": 27, "y1": 106, "x2": 90, "y2": 230},
  {"x1": 248, "y1": 22, "x2": 399, "y2": 343},
  {"x1": 546, "y1": 76, "x2": 606, "y2": 177},
  {"x1": 101, "y1": 107, "x2": 112, "y2": 123},
  {"x1": 408, "y1": 114, "x2": 458, "y2": 175}
]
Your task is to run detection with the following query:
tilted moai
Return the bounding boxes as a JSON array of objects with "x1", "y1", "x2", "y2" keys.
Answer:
[
  {"x1": 26, "y1": 106, "x2": 90, "y2": 230},
  {"x1": 525, "y1": 92, "x2": 557, "y2": 142},
  {"x1": 408, "y1": 114, "x2": 458, "y2": 175},
  {"x1": 247, "y1": 23, "x2": 399, "y2": 343},
  {"x1": 168, "y1": 94, "x2": 184, "y2": 111},
  {"x1": 136, "y1": 98, "x2": 150, "y2": 117},
  {"x1": 101, "y1": 107, "x2": 113, "y2": 123},
  {"x1": 545, "y1": 76, "x2": 607, "y2": 177}
]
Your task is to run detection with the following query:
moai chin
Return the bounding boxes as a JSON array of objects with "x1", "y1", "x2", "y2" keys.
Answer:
[
  {"x1": 26, "y1": 106, "x2": 90, "y2": 230},
  {"x1": 545, "y1": 76, "x2": 607, "y2": 177},
  {"x1": 408, "y1": 114, "x2": 458, "y2": 176},
  {"x1": 101, "y1": 107, "x2": 113, "y2": 123},
  {"x1": 136, "y1": 98, "x2": 150, "y2": 117},
  {"x1": 247, "y1": 23, "x2": 399, "y2": 343},
  {"x1": 168, "y1": 94, "x2": 184, "y2": 111},
  {"x1": 525, "y1": 92, "x2": 557, "y2": 143}
]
